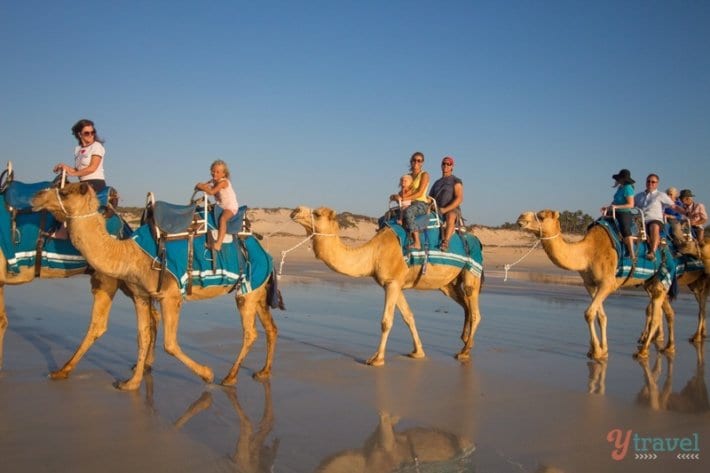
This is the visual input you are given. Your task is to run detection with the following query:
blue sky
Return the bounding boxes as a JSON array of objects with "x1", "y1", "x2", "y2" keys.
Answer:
[{"x1": 1, "y1": 0, "x2": 708, "y2": 226}]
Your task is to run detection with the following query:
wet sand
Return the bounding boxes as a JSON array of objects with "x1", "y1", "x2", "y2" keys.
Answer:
[{"x1": 1, "y1": 264, "x2": 709, "y2": 472}]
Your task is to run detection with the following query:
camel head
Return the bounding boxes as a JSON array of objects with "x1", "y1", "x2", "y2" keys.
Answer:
[
  {"x1": 290, "y1": 206, "x2": 339, "y2": 235},
  {"x1": 516, "y1": 210, "x2": 561, "y2": 238},
  {"x1": 31, "y1": 182, "x2": 99, "y2": 222}
]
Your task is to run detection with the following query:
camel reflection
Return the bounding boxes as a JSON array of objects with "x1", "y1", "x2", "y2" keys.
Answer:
[
  {"x1": 314, "y1": 411, "x2": 474, "y2": 473},
  {"x1": 587, "y1": 360, "x2": 607, "y2": 395},
  {"x1": 174, "y1": 382, "x2": 278, "y2": 473},
  {"x1": 635, "y1": 344, "x2": 709, "y2": 413}
]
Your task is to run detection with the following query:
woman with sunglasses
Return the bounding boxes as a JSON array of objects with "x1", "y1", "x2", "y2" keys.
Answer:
[
  {"x1": 53, "y1": 119, "x2": 106, "y2": 192},
  {"x1": 400, "y1": 151, "x2": 430, "y2": 249}
]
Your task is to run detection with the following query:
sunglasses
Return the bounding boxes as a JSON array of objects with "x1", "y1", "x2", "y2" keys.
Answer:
[
  {"x1": 411, "y1": 158, "x2": 423, "y2": 163},
  {"x1": 442, "y1": 162, "x2": 453, "y2": 167},
  {"x1": 81, "y1": 130, "x2": 96, "y2": 137},
  {"x1": 647, "y1": 180, "x2": 658, "y2": 184}
]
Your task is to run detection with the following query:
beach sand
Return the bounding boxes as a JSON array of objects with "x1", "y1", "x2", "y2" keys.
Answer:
[{"x1": 1, "y1": 217, "x2": 708, "y2": 472}]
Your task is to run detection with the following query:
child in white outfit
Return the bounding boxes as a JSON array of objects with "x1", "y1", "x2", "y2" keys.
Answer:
[{"x1": 195, "y1": 159, "x2": 239, "y2": 251}]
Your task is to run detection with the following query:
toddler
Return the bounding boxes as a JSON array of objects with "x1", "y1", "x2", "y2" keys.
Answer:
[{"x1": 195, "y1": 160, "x2": 239, "y2": 251}]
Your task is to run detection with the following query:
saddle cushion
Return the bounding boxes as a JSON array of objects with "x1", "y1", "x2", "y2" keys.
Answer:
[
  {"x1": 383, "y1": 219, "x2": 483, "y2": 277},
  {"x1": 594, "y1": 219, "x2": 703, "y2": 288},
  {"x1": 0, "y1": 192, "x2": 131, "y2": 274},
  {"x1": 131, "y1": 211, "x2": 272, "y2": 297}
]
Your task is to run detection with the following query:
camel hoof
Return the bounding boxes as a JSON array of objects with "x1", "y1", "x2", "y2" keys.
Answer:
[
  {"x1": 49, "y1": 370, "x2": 70, "y2": 380},
  {"x1": 253, "y1": 369, "x2": 270, "y2": 380},
  {"x1": 366, "y1": 357, "x2": 385, "y2": 367},
  {"x1": 455, "y1": 352, "x2": 471, "y2": 362},
  {"x1": 660, "y1": 345, "x2": 676, "y2": 354},
  {"x1": 220, "y1": 377, "x2": 237, "y2": 386},
  {"x1": 113, "y1": 379, "x2": 141, "y2": 391},
  {"x1": 689, "y1": 335, "x2": 703, "y2": 344},
  {"x1": 587, "y1": 350, "x2": 608, "y2": 361},
  {"x1": 633, "y1": 350, "x2": 649, "y2": 360},
  {"x1": 407, "y1": 350, "x2": 426, "y2": 360}
]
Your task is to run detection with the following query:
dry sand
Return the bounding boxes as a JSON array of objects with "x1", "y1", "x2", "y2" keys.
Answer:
[{"x1": 1, "y1": 210, "x2": 708, "y2": 473}]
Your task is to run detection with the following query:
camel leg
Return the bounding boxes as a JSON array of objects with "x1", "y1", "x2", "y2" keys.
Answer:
[
  {"x1": 50, "y1": 272, "x2": 118, "y2": 379},
  {"x1": 659, "y1": 296, "x2": 675, "y2": 354},
  {"x1": 394, "y1": 293, "x2": 425, "y2": 360},
  {"x1": 688, "y1": 277, "x2": 708, "y2": 343},
  {"x1": 456, "y1": 273, "x2": 482, "y2": 361},
  {"x1": 221, "y1": 287, "x2": 277, "y2": 385},
  {"x1": 0, "y1": 286, "x2": 7, "y2": 370},
  {"x1": 145, "y1": 302, "x2": 161, "y2": 369},
  {"x1": 637, "y1": 301, "x2": 653, "y2": 344},
  {"x1": 252, "y1": 291, "x2": 278, "y2": 380},
  {"x1": 439, "y1": 280, "x2": 470, "y2": 344},
  {"x1": 115, "y1": 296, "x2": 153, "y2": 390},
  {"x1": 366, "y1": 283, "x2": 402, "y2": 366},
  {"x1": 161, "y1": 294, "x2": 214, "y2": 384},
  {"x1": 584, "y1": 283, "x2": 613, "y2": 360},
  {"x1": 635, "y1": 283, "x2": 665, "y2": 359}
]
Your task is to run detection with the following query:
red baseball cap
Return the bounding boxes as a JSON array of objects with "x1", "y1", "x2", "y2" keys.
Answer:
[{"x1": 441, "y1": 156, "x2": 455, "y2": 165}]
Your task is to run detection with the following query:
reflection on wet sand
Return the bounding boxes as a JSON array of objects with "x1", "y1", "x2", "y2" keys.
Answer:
[
  {"x1": 174, "y1": 382, "x2": 278, "y2": 473},
  {"x1": 636, "y1": 344, "x2": 709, "y2": 413},
  {"x1": 313, "y1": 410, "x2": 474, "y2": 473}
]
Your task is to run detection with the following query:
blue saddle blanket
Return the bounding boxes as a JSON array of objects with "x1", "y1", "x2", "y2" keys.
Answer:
[
  {"x1": 131, "y1": 213, "x2": 272, "y2": 296},
  {"x1": 594, "y1": 219, "x2": 704, "y2": 288},
  {"x1": 383, "y1": 219, "x2": 483, "y2": 277},
  {"x1": 0, "y1": 191, "x2": 132, "y2": 274}
]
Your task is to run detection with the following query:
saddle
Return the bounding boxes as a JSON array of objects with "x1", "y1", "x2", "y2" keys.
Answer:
[
  {"x1": 141, "y1": 192, "x2": 252, "y2": 294},
  {"x1": 0, "y1": 161, "x2": 127, "y2": 276}
]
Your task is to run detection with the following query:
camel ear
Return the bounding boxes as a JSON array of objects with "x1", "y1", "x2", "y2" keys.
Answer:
[
  {"x1": 553, "y1": 210, "x2": 560, "y2": 219},
  {"x1": 322, "y1": 208, "x2": 336, "y2": 220}
]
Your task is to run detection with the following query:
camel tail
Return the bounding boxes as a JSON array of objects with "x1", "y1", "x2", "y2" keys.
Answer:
[
  {"x1": 267, "y1": 270, "x2": 286, "y2": 310},
  {"x1": 668, "y1": 276, "x2": 679, "y2": 302}
]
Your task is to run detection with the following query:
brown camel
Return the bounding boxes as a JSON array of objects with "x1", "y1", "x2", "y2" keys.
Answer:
[
  {"x1": 32, "y1": 182, "x2": 278, "y2": 390},
  {"x1": 0, "y1": 214, "x2": 159, "y2": 377},
  {"x1": 290, "y1": 206, "x2": 482, "y2": 365},
  {"x1": 517, "y1": 210, "x2": 708, "y2": 360}
]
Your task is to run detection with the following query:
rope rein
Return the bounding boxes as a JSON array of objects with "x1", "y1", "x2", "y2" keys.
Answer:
[
  {"x1": 54, "y1": 188, "x2": 100, "y2": 219},
  {"x1": 503, "y1": 214, "x2": 559, "y2": 281},
  {"x1": 277, "y1": 210, "x2": 336, "y2": 279}
]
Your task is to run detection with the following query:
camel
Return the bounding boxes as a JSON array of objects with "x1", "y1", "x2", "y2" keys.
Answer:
[
  {"x1": 290, "y1": 206, "x2": 482, "y2": 365},
  {"x1": 0, "y1": 176, "x2": 157, "y2": 375},
  {"x1": 32, "y1": 182, "x2": 279, "y2": 390},
  {"x1": 517, "y1": 210, "x2": 708, "y2": 360}
]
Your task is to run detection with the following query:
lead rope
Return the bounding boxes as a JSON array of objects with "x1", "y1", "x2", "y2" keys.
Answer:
[
  {"x1": 503, "y1": 214, "x2": 559, "y2": 281},
  {"x1": 277, "y1": 211, "x2": 335, "y2": 279}
]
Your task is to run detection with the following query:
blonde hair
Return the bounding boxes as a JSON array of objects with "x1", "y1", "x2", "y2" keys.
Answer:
[
  {"x1": 210, "y1": 159, "x2": 230, "y2": 178},
  {"x1": 400, "y1": 174, "x2": 413, "y2": 188},
  {"x1": 666, "y1": 186, "x2": 678, "y2": 199}
]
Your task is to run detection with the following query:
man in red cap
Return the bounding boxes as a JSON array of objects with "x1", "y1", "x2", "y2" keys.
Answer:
[{"x1": 429, "y1": 156, "x2": 463, "y2": 251}]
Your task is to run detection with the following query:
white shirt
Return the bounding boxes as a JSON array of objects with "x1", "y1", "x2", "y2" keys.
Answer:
[
  {"x1": 634, "y1": 189, "x2": 674, "y2": 222},
  {"x1": 74, "y1": 141, "x2": 105, "y2": 181}
]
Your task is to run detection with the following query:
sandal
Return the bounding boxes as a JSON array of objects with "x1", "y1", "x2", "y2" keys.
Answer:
[{"x1": 440, "y1": 239, "x2": 449, "y2": 251}]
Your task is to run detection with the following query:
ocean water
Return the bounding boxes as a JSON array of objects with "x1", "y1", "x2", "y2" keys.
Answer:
[{"x1": 1, "y1": 275, "x2": 708, "y2": 473}]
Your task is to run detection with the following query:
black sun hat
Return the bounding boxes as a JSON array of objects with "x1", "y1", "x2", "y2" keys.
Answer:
[{"x1": 612, "y1": 169, "x2": 635, "y2": 185}]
